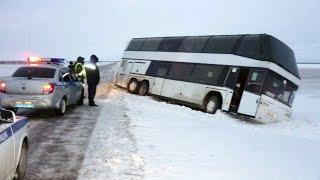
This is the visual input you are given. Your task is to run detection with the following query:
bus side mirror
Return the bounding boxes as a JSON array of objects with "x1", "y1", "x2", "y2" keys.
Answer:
[{"x1": 0, "y1": 109, "x2": 15, "y2": 123}]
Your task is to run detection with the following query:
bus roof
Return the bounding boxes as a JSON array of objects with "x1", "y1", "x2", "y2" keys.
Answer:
[{"x1": 126, "y1": 34, "x2": 299, "y2": 78}]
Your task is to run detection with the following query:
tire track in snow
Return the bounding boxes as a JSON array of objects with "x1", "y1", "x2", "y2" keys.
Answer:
[{"x1": 79, "y1": 89, "x2": 144, "y2": 180}]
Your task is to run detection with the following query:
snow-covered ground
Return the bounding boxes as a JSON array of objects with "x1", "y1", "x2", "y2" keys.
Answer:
[
  {"x1": 0, "y1": 64, "x2": 21, "y2": 76},
  {"x1": 1, "y1": 63, "x2": 319, "y2": 179},
  {"x1": 79, "y1": 65, "x2": 320, "y2": 180}
]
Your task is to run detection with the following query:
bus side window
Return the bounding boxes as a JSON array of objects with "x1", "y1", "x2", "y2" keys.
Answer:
[
  {"x1": 168, "y1": 63, "x2": 194, "y2": 81},
  {"x1": 146, "y1": 61, "x2": 170, "y2": 78},
  {"x1": 245, "y1": 70, "x2": 266, "y2": 94}
]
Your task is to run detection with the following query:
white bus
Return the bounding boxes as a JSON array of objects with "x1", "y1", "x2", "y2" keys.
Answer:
[{"x1": 115, "y1": 34, "x2": 300, "y2": 123}]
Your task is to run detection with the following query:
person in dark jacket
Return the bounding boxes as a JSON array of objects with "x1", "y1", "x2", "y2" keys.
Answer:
[{"x1": 85, "y1": 54, "x2": 100, "y2": 106}]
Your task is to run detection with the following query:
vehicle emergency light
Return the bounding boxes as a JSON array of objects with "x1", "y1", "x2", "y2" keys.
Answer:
[
  {"x1": 27, "y1": 56, "x2": 42, "y2": 63},
  {"x1": 27, "y1": 56, "x2": 66, "y2": 65},
  {"x1": 0, "y1": 82, "x2": 6, "y2": 93},
  {"x1": 42, "y1": 83, "x2": 55, "y2": 94}
]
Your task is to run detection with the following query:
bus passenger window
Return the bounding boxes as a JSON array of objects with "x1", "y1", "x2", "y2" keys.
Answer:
[
  {"x1": 157, "y1": 67, "x2": 168, "y2": 77},
  {"x1": 190, "y1": 64, "x2": 226, "y2": 85},
  {"x1": 146, "y1": 61, "x2": 170, "y2": 78},
  {"x1": 168, "y1": 63, "x2": 194, "y2": 81}
]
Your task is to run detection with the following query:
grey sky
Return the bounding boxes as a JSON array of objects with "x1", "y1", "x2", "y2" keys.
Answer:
[{"x1": 0, "y1": 0, "x2": 319, "y2": 62}]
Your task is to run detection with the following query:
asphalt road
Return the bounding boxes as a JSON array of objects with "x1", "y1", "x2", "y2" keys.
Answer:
[{"x1": 20, "y1": 64, "x2": 117, "y2": 180}]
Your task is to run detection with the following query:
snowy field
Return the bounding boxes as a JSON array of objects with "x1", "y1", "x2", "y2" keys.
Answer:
[
  {"x1": 1, "y1": 63, "x2": 320, "y2": 179},
  {"x1": 79, "y1": 65, "x2": 320, "y2": 180},
  {"x1": 0, "y1": 64, "x2": 21, "y2": 76}
]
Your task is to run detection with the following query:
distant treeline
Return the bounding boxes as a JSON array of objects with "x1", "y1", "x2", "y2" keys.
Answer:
[{"x1": 0, "y1": 61, "x2": 27, "y2": 64}]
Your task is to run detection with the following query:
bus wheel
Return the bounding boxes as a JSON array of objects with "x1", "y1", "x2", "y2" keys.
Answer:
[
  {"x1": 138, "y1": 81, "x2": 149, "y2": 96},
  {"x1": 206, "y1": 96, "x2": 220, "y2": 114},
  {"x1": 128, "y1": 79, "x2": 138, "y2": 94}
]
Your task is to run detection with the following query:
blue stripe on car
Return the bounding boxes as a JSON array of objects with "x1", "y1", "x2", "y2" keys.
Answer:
[
  {"x1": 12, "y1": 118, "x2": 28, "y2": 134},
  {"x1": 0, "y1": 117, "x2": 28, "y2": 144},
  {"x1": 0, "y1": 127, "x2": 13, "y2": 144}
]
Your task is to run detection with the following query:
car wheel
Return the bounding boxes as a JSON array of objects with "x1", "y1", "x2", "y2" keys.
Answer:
[
  {"x1": 56, "y1": 98, "x2": 66, "y2": 116},
  {"x1": 138, "y1": 82, "x2": 149, "y2": 96},
  {"x1": 14, "y1": 142, "x2": 27, "y2": 180},
  {"x1": 205, "y1": 96, "x2": 220, "y2": 114},
  {"x1": 128, "y1": 79, "x2": 138, "y2": 94},
  {"x1": 77, "y1": 90, "x2": 84, "y2": 105}
]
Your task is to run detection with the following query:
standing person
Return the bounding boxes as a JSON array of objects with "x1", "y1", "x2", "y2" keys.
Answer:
[
  {"x1": 68, "y1": 61, "x2": 74, "y2": 72},
  {"x1": 74, "y1": 56, "x2": 86, "y2": 83},
  {"x1": 85, "y1": 54, "x2": 100, "y2": 106}
]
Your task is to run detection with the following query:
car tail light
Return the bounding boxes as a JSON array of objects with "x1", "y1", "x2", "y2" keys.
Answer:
[
  {"x1": 43, "y1": 83, "x2": 54, "y2": 94},
  {"x1": 0, "y1": 82, "x2": 6, "y2": 93}
]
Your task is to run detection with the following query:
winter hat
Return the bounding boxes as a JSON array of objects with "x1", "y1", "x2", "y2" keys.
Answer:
[{"x1": 90, "y1": 54, "x2": 99, "y2": 63}]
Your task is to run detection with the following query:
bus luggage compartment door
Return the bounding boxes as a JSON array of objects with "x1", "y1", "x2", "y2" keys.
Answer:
[
  {"x1": 237, "y1": 69, "x2": 266, "y2": 117},
  {"x1": 151, "y1": 78, "x2": 165, "y2": 95}
]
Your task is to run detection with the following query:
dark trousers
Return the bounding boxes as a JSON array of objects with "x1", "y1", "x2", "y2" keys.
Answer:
[{"x1": 88, "y1": 84, "x2": 97, "y2": 105}]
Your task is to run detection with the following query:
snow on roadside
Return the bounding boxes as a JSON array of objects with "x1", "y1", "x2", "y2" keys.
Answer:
[
  {"x1": 125, "y1": 93, "x2": 320, "y2": 180},
  {"x1": 0, "y1": 64, "x2": 21, "y2": 77},
  {"x1": 78, "y1": 89, "x2": 144, "y2": 180}
]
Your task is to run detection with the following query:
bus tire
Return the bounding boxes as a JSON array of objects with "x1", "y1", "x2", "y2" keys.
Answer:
[
  {"x1": 128, "y1": 79, "x2": 138, "y2": 94},
  {"x1": 138, "y1": 81, "x2": 149, "y2": 96},
  {"x1": 205, "y1": 96, "x2": 220, "y2": 114}
]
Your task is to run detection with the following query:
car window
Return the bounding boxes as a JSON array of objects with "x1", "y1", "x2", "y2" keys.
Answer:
[
  {"x1": 12, "y1": 67, "x2": 56, "y2": 78},
  {"x1": 62, "y1": 74, "x2": 71, "y2": 82}
]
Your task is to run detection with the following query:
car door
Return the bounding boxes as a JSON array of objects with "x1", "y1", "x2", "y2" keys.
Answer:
[
  {"x1": 68, "y1": 72, "x2": 82, "y2": 103},
  {"x1": 60, "y1": 69, "x2": 73, "y2": 104},
  {"x1": 0, "y1": 125, "x2": 15, "y2": 179},
  {"x1": 237, "y1": 69, "x2": 267, "y2": 117}
]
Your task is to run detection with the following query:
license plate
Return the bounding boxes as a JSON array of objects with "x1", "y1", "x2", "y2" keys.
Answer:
[{"x1": 13, "y1": 101, "x2": 35, "y2": 108}]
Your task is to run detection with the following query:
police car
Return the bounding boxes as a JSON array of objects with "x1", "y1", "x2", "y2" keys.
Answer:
[
  {"x1": 0, "y1": 109, "x2": 29, "y2": 180},
  {"x1": 0, "y1": 57, "x2": 84, "y2": 116}
]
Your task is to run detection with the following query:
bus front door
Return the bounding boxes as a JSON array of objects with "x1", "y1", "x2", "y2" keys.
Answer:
[
  {"x1": 237, "y1": 69, "x2": 266, "y2": 117},
  {"x1": 227, "y1": 68, "x2": 249, "y2": 113}
]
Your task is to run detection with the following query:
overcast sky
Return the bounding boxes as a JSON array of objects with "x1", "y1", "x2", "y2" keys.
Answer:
[{"x1": 0, "y1": 0, "x2": 319, "y2": 62}]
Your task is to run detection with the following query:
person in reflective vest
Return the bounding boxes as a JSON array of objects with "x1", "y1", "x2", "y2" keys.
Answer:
[
  {"x1": 85, "y1": 55, "x2": 100, "y2": 106},
  {"x1": 74, "y1": 57, "x2": 86, "y2": 83}
]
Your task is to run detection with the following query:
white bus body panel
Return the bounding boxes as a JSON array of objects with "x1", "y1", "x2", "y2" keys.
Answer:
[
  {"x1": 116, "y1": 60, "x2": 151, "y2": 88},
  {"x1": 123, "y1": 51, "x2": 300, "y2": 86},
  {"x1": 255, "y1": 95, "x2": 292, "y2": 123},
  {"x1": 237, "y1": 91, "x2": 261, "y2": 116},
  {"x1": 160, "y1": 79, "x2": 231, "y2": 108},
  {"x1": 131, "y1": 61, "x2": 151, "y2": 75},
  {"x1": 116, "y1": 62, "x2": 134, "y2": 88},
  {"x1": 151, "y1": 77, "x2": 165, "y2": 95}
]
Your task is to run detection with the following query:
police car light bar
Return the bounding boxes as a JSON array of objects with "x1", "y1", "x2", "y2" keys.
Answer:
[{"x1": 27, "y1": 56, "x2": 66, "y2": 65}]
